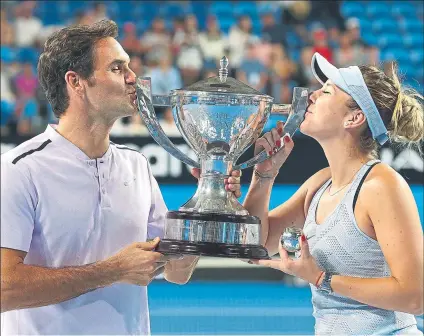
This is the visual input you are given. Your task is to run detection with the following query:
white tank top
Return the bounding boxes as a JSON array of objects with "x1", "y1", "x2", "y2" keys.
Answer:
[{"x1": 303, "y1": 160, "x2": 421, "y2": 335}]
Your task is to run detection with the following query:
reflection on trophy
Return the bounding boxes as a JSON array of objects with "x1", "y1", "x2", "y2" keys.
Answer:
[
  {"x1": 136, "y1": 56, "x2": 309, "y2": 259},
  {"x1": 281, "y1": 227, "x2": 303, "y2": 258}
]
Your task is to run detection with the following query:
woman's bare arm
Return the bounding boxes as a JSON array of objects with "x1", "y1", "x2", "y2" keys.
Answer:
[{"x1": 244, "y1": 168, "x2": 331, "y2": 256}]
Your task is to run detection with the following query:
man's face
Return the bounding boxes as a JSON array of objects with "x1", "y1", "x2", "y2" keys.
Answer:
[
  {"x1": 240, "y1": 17, "x2": 251, "y2": 31},
  {"x1": 153, "y1": 19, "x2": 165, "y2": 32},
  {"x1": 349, "y1": 27, "x2": 360, "y2": 39},
  {"x1": 83, "y1": 37, "x2": 137, "y2": 122},
  {"x1": 261, "y1": 13, "x2": 274, "y2": 27}
]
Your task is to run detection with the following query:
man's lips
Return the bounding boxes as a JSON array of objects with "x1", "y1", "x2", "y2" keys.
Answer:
[
  {"x1": 129, "y1": 92, "x2": 137, "y2": 100},
  {"x1": 129, "y1": 93, "x2": 137, "y2": 108}
]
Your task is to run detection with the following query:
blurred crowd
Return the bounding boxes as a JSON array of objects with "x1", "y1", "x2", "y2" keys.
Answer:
[{"x1": 1, "y1": 1, "x2": 385, "y2": 137}]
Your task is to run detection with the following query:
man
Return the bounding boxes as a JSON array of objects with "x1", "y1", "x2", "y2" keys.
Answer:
[
  {"x1": 1, "y1": 20, "x2": 240, "y2": 335},
  {"x1": 260, "y1": 9, "x2": 287, "y2": 51},
  {"x1": 237, "y1": 38, "x2": 268, "y2": 94}
]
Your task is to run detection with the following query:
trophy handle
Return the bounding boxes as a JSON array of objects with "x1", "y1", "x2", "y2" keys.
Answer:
[
  {"x1": 233, "y1": 87, "x2": 309, "y2": 171},
  {"x1": 136, "y1": 77, "x2": 200, "y2": 168}
]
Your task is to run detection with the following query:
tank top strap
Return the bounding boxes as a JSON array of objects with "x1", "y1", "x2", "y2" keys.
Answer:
[{"x1": 344, "y1": 159, "x2": 381, "y2": 209}]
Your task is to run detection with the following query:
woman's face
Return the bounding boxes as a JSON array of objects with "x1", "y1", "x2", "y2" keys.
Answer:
[
  {"x1": 207, "y1": 18, "x2": 218, "y2": 32},
  {"x1": 300, "y1": 80, "x2": 353, "y2": 141},
  {"x1": 239, "y1": 17, "x2": 251, "y2": 32},
  {"x1": 185, "y1": 15, "x2": 198, "y2": 31},
  {"x1": 339, "y1": 33, "x2": 352, "y2": 48}
]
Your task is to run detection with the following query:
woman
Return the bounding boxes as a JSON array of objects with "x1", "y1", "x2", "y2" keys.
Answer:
[
  {"x1": 243, "y1": 52, "x2": 423, "y2": 335},
  {"x1": 227, "y1": 15, "x2": 254, "y2": 71},
  {"x1": 198, "y1": 15, "x2": 228, "y2": 65}
]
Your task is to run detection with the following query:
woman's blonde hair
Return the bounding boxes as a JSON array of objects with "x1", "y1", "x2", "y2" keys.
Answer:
[{"x1": 346, "y1": 64, "x2": 424, "y2": 157}]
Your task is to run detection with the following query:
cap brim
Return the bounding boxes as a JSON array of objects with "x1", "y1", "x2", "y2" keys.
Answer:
[
  {"x1": 311, "y1": 53, "x2": 349, "y2": 92},
  {"x1": 311, "y1": 53, "x2": 389, "y2": 145}
]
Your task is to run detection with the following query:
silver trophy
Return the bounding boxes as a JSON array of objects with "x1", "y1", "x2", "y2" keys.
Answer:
[
  {"x1": 136, "y1": 56, "x2": 309, "y2": 259},
  {"x1": 281, "y1": 227, "x2": 303, "y2": 258}
]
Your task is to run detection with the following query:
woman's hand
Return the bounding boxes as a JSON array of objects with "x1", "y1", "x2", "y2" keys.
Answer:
[
  {"x1": 254, "y1": 121, "x2": 294, "y2": 177},
  {"x1": 250, "y1": 234, "x2": 323, "y2": 285},
  {"x1": 191, "y1": 168, "x2": 242, "y2": 198}
]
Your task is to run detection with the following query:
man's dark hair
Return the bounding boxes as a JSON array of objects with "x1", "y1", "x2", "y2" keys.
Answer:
[{"x1": 38, "y1": 19, "x2": 118, "y2": 118}]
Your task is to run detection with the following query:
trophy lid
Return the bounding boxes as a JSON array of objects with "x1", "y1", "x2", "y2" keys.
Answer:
[{"x1": 175, "y1": 56, "x2": 271, "y2": 98}]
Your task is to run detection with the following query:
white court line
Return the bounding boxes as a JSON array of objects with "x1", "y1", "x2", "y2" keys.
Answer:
[
  {"x1": 195, "y1": 257, "x2": 281, "y2": 268},
  {"x1": 157, "y1": 257, "x2": 278, "y2": 271},
  {"x1": 154, "y1": 257, "x2": 271, "y2": 279},
  {"x1": 150, "y1": 306, "x2": 313, "y2": 317}
]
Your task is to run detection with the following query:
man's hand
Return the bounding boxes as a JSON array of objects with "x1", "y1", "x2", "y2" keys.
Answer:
[
  {"x1": 0, "y1": 238, "x2": 169, "y2": 312},
  {"x1": 107, "y1": 238, "x2": 167, "y2": 286},
  {"x1": 191, "y1": 168, "x2": 242, "y2": 198},
  {"x1": 164, "y1": 255, "x2": 200, "y2": 285}
]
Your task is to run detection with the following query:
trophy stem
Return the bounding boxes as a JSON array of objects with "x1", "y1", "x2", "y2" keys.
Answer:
[
  {"x1": 200, "y1": 155, "x2": 232, "y2": 175},
  {"x1": 180, "y1": 157, "x2": 247, "y2": 215}
]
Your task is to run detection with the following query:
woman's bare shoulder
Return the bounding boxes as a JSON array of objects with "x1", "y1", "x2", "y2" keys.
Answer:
[
  {"x1": 363, "y1": 162, "x2": 409, "y2": 191},
  {"x1": 358, "y1": 162, "x2": 415, "y2": 214}
]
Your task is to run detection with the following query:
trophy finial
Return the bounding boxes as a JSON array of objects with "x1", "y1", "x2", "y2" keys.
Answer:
[{"x1": 219, "y1": 56, "x2": 229, "y2": 83}]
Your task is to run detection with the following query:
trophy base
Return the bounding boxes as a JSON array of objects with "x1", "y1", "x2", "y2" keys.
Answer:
[{"x1": 156, "y1": 239, "x2": 270, "y2": 259}]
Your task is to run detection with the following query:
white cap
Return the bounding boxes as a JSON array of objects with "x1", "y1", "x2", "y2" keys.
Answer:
[{"x1": 311, "y1": 52, "x2": 389, "y2": 145}]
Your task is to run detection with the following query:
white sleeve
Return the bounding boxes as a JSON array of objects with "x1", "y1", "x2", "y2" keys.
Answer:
[
  {"x1": 146, "y1": 163, "x2": 167, "y2": 240},
  {"x1": 1, "y1": 160, "x2": 36, "y2": 252}
]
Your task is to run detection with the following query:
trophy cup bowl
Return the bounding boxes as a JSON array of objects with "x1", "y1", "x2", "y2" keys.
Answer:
[{"x1": 136, "y1": 57, "x2": 309, "y2": 259}]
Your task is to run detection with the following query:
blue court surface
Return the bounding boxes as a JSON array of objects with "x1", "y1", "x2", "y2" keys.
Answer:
[
  {"x1": 148, "y1": 282, "x2": 423, "y2": 335},
  {"x1": 149, "y1": 184, "x2": 423, "y2": 335},
  {"x1": 149, "y1": 282, "x2": 315, "y2": 335}
]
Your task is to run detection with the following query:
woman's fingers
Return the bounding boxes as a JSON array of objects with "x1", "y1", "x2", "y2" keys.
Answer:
[
  {"x1": 225, "y1": 173, "x2": 240, "y2": 188},
  {"x1": 230, "y1": 170, "x2": 242, "y2": 177},
  {"x1": 225, "y1": 170, "x2": 241, "y2": 197},
  {"x1": 271, "y1": 128, "x2": 281, "y2": 150},
  {"x1": 191, "y1": 167, "x2": 200, "y2": 179},
  {"x1": 258, "y1": 127, "x2": 284, "y2": 156},
  {"x1": 225, "y1": 180, "x2": 241, "y2": 198},
  {"x1": 275, "y1": 134, "x2": 294, "y2": 160},
  {"x1": 255, "y1": 122, "x2": 286, "y2": 155},
  {"x1": 264, "y1": 132, "x2": 277, "y2": 155},
  {"x1": 299, "y1": 234, "x2": 311, "y2": 259},
  {"x1": 276, "y1": 121, "x2": 285, "y2": 134},
  {"x1": 225, "y1": 184, "x2": 237, "y2": 191},
  {"x1": 255, "y1": 136, "x2": 273, "y2": 156},
  {"x1": 278, "y1": 241, "x2": 290, "y2": 263},
  {"x1": 227, "y1": 176, "x2": 239, "y2": 184},
  {"x1": 248, "y1": 241, "x2": 299, "y2": 273},
  {"x1": 249, "y1": 259, "x2": 284, "y2": 271}
]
